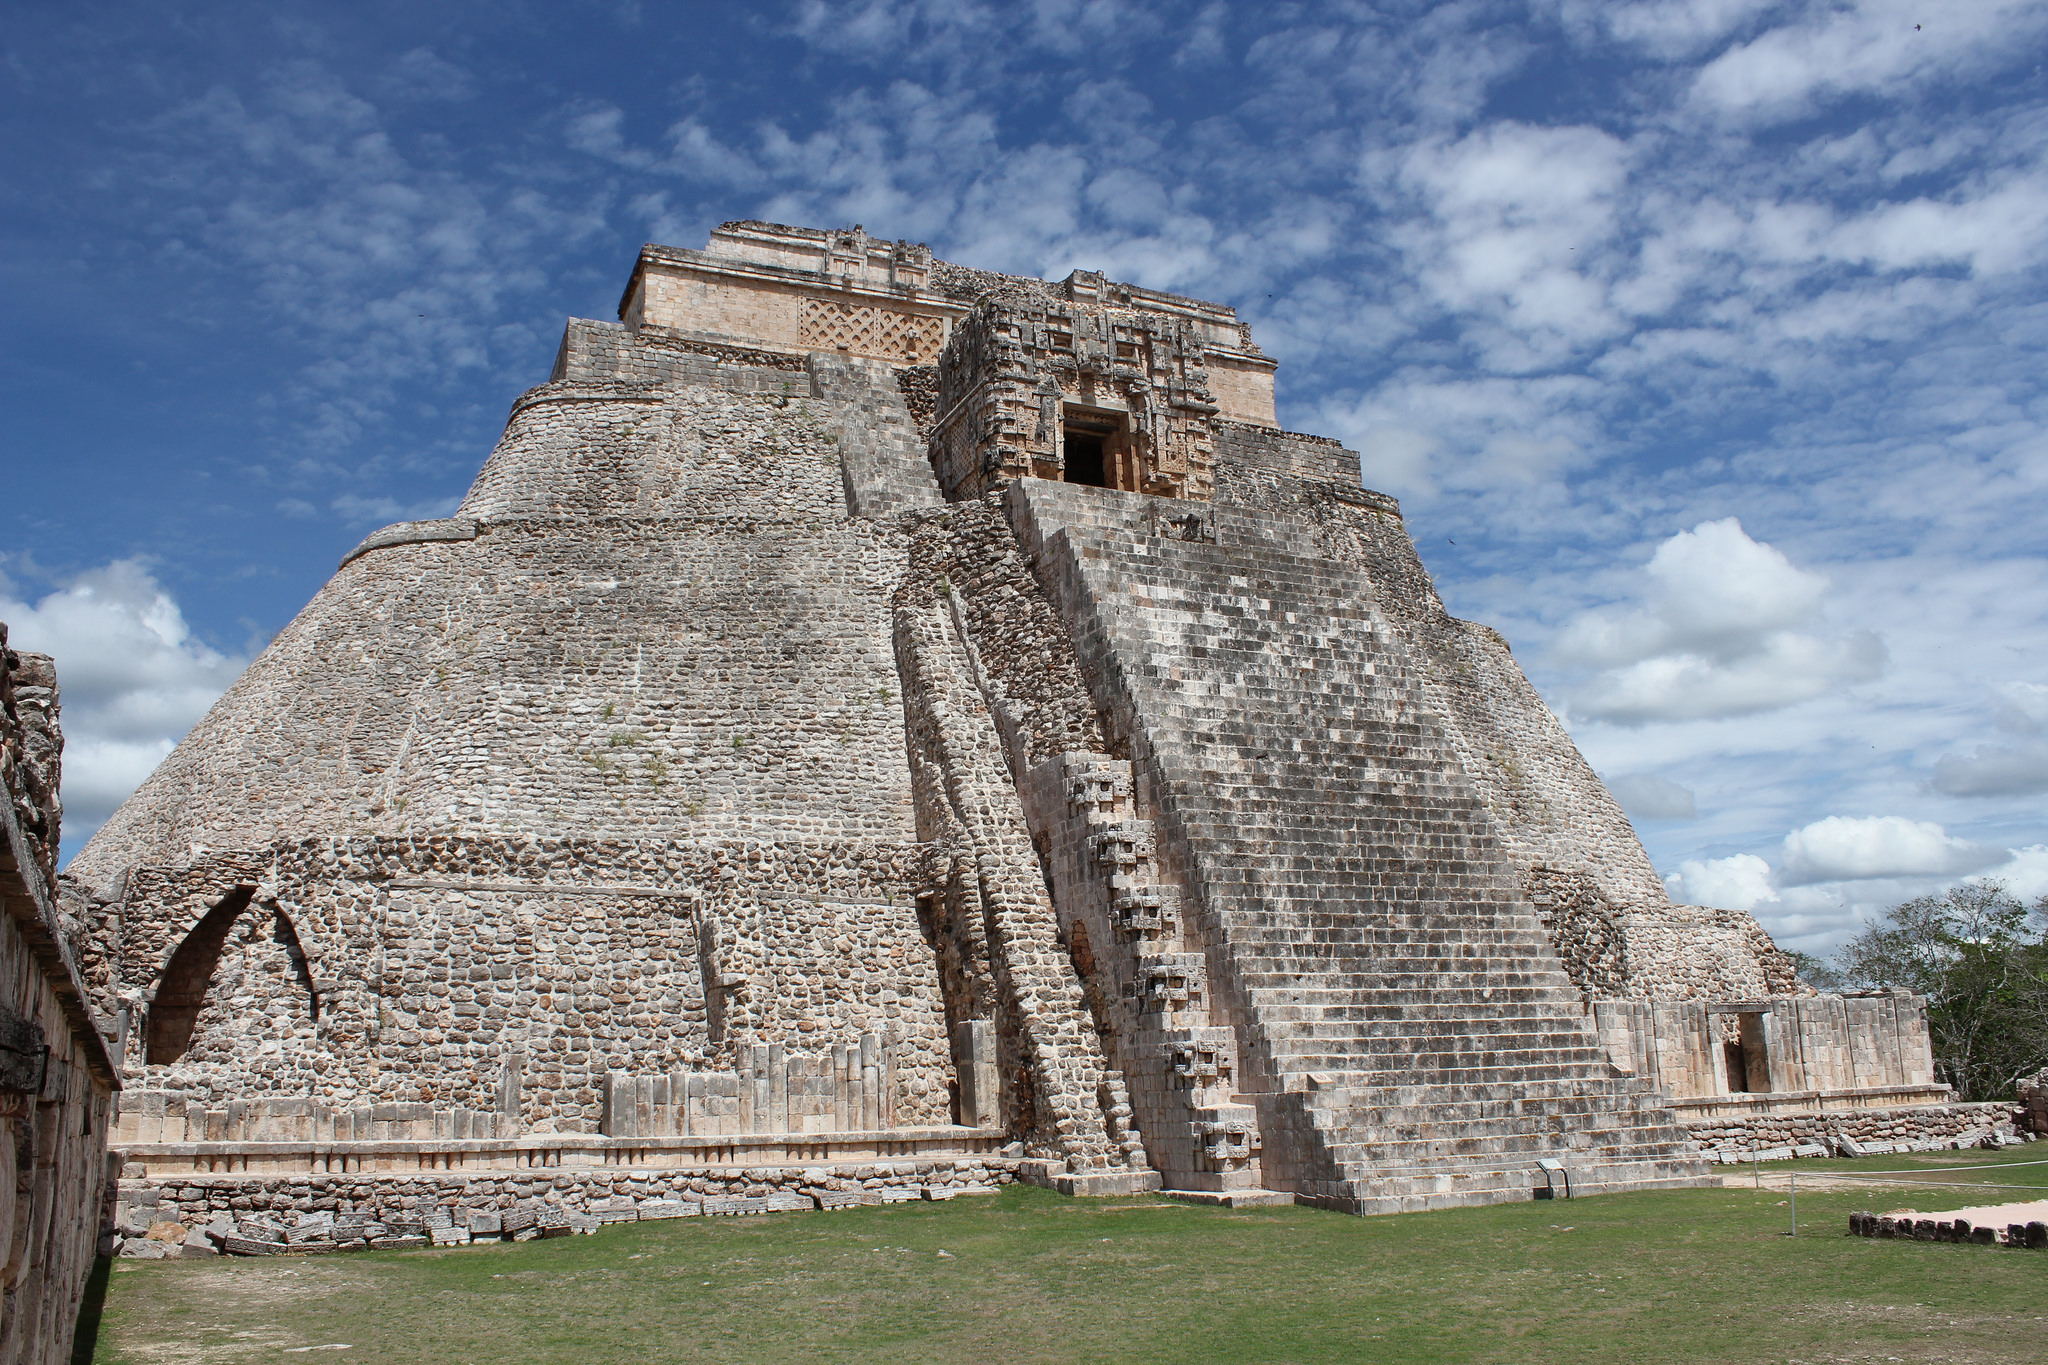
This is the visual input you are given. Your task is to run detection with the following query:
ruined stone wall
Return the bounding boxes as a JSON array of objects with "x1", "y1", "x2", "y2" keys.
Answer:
[
  {"x1": 1595, "y1": 994, "x2": 1939, "y2": 1101},
  {"x1": 0, "y1": 631, "x2": 117, "y2": 1365},
  {"x1": 2021, "y1": 1066, "x2": 2048, "y2": 1134},
  {"x1": 1214, "y1": 422, "x2": 1355, "y2": 484},
  {"x1": 114, "y1": 1157, "x2": 1020, "y2": 1242},
  {"x1": 93, "y1": 835, "x2": 952, "y2": 1134},
  {"x1": 551, "y1": 318, "x2": 805, "y2": 386},
  {"x1": 1681, "y1": 1102, "x2": 2022, "y2": 1160}
]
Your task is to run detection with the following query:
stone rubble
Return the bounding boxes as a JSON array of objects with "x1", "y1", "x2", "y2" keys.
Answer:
[{"x1": 106, "y1": 1159, "x2": 1015, "y2": 1257}]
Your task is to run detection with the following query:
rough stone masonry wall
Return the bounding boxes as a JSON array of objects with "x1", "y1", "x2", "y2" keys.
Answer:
[
  {"x1": 0, "y1": 630, "x2": 117, "y2": 1365},
  {"x1": 93, "y1": 834, "x2": 952, "y2": 1134},
  {"x1": 73, "y1": 352, "x2": 980, "y2": 1145},
  {"x1": 891, "y1": 564, "x2": 1137, "y2": 1171},
  {"x1": 74, "y1": 366, "x2": 909, "y2": 882},
  {"x1": 1682, "y1": 1103, "x2": 2023, "y2": 1159}
]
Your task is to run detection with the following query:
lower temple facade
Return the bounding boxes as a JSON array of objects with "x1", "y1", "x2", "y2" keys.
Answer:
[{"x1": 65, "y1": 223, "x2": 1982, "y2": 1223}]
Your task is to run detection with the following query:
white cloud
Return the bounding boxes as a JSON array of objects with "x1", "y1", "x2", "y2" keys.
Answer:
[
  {"x1": 0, "y1": 561, "x2": 246, "y2": 847},
  {"x1": 1931, "y1": 682, "x2": 2048, "y2": 795},
  {"x1": 1555, "y1": 518, "x2": 1885, "y2": 723},
  {"x1": 1973, "y1": 845, "x2": 2048, "y2": 901},
  {"x1": 1607, "y1": 771, "x2": 1699, "y2": 820},
  {"x1": 1555, "y1": 0, "x2": 1780, "y2": 59},
  {"x1": 1778, "y1": 815, "x2": 2005, "y2": 885},
  {"x1": 1378, "y1": 121, "x2": 1632, "y2": 368},
  {"x1": 1932, "y1": 742, "x2": 2048, "y2": 797},
  {"x1": 1689, "y1": 0, "x2": 2048, "y2": 126},
  {"x1": 1667, "y1": 851, "x2": 1777, "y2": 911}
]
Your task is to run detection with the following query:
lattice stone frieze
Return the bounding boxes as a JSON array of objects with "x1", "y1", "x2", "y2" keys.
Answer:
[{"x1": 797, "y1": 297, "x2": 945, "y2": 363}]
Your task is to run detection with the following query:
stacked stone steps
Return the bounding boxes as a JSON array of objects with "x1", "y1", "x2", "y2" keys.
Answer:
[
  {"x1": 1269, "y1": 1031, "x2": 1623, "y2": 1059},
  {"x1": 1011, "y1": 483, "x2": 1713, "y2": 1212},
  {"x1": 1327, "y1": 1124, "x2": 1703, "y2": 1161},
  {"x1": 808, "y1": 354, "x2": 942, "y2": 518},
  {"x1": 1020, "y1": 751, "x2": 1261, "y2": 1191}
]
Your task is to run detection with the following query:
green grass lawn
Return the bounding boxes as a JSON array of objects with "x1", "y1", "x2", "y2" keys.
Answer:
[{"x1": 79, "y1": 1148, "x2": 2048, "y2": 1365}]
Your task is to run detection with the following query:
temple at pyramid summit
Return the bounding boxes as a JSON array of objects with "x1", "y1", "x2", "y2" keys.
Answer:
[{"x1": 69, "y1": 222, "x2": 1993, "y2": 1224}]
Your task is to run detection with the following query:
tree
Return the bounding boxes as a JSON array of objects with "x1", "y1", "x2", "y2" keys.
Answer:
[
  {"x1": 1826, "y1": 881, "x2": 2048, "y2": 1102},
  {"x1": 1784, "y1": 949, "x2": 1842, "y2": 992}
]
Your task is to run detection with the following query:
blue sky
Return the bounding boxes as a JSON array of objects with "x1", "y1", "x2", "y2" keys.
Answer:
[{"x1": 4, "y1": 1, "x2": 2045, "y2": 951}]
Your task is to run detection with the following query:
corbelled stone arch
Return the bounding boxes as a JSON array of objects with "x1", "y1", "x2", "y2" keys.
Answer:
[
  {"x1": 258, "y1": 896, "x2": 322, "y2": 1026},
  {"x1": 144, "y1": 884, "x2": 255, "y2": 1065}
]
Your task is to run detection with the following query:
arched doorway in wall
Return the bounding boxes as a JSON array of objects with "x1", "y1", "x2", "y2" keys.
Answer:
[{"x1": 144, "y1": 886, "x2": 254, "y2": 1065}]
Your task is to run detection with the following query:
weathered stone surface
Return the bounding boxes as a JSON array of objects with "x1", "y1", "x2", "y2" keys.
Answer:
[
  {"x1": 0, "y1": 634, "x2": 117, "y2": 1364},
  {"x1": 66, "y1": 221, "x2": 1947, "y2": 1224}
]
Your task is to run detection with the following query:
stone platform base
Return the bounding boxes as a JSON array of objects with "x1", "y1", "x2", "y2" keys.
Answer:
[
  {"x1": 111, "y1": 1154, "x2": 1024, "y2": 1240},
  {"x1": 116, "y1": 1123, "x2": 1005, "y2": 1179},
  {"x1": 1679, "y1": 1100, "x2": 2024, "y2": 1162},
  {"x1": 1015, "y1": 1161, "x2": 1162, "y2": 1197},
  {"x1": 1161, "y1": 1188, "x2": 1295, "y2": 1208}
]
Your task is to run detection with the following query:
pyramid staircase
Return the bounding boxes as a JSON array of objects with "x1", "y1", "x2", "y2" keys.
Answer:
[{"x1": 1010, "y1": 482, "x2": 1715, "y2": 1212}]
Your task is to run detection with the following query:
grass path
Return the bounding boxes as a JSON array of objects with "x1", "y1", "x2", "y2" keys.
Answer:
[{"x1": 81, "y1": 1148, "x2": 2048, "y2": 1364}]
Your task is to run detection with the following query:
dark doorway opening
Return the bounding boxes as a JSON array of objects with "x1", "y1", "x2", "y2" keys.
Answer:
[
  {"x1": 1723, "y1": 1041, "x2": 1751, "y2": 1092},
  {"x1": 1063, "y1": 430, "x2": 1108, "y2": 487},
  {"x1": 145, "y1": 886, "x2": 255, "y2": 1065}
]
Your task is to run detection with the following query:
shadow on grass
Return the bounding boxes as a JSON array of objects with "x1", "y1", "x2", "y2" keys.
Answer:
[{"x1": 69, "y1": 1256, "x2": 111, "y2": 1365}]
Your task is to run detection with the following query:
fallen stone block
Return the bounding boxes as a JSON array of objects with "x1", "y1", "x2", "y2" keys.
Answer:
[
  {"x1": 703, "y1": 1196, "x2": 768, "y2": 1217},
  {"x1": 812, "y1": 1191, "x2": 869, "y2": 1211},
  {"x1": 222, "y1": 1236, "x2": 286, "y2": 1257},
  {"x1": 371, "y1": 1235, "x2": 430, "y2": 1251},
  {"x1": 635, "y1": 1200, "x2": 700, "y2": 1220},
  {"x1": 590, "y1": 1207, "x2": 641, "y2": 1224},
  {"x1": 764, "y1": 1194, "x2": 813, "y2": 1213},
  {"x1": 118, "y1": 1239, "x2": 171, "y2": 1260},
  {"x1": 874, "y1": 1187, "x2": 922, "y2": 1204},
  {"x1": 429, "y1": 1227, "x2": 470, "y2": 1246},
  {"x1": 465, "y1": 1211, "x2": 502, "y2": 1236}
]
